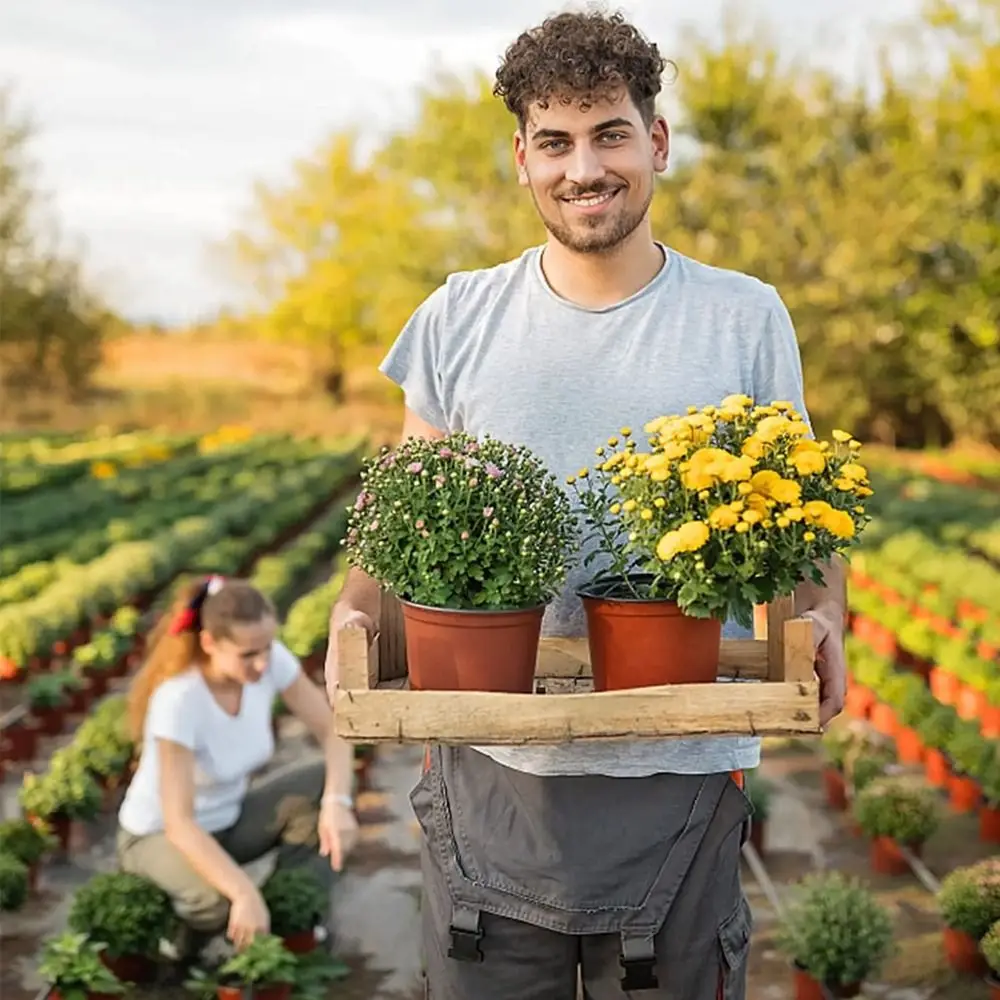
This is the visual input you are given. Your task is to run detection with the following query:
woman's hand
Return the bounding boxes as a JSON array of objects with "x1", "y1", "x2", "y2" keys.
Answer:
[
  {"x1": 318, "y1": 795, "x2": 359, "y2": 872},
  {"x1": 227, "y1": 885, "x2": 270, "y2": 951}
]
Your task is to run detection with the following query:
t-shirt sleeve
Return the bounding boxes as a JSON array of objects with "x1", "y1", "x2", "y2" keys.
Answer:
[
  {"x1": 753, "y1": 287, "x2": 812, "y2": 430},
  {"x1": 268, "y1": 640, "x2": 301, "y2": 693},
  {"x1": 378, "y1": 283, "x2": 450, "y2": 431},
  {"x1": 146, "y1": 682, "x2": 199, "y2": 750}
]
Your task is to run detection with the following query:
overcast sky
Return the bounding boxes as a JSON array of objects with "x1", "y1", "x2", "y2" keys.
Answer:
[{"x1": 3, "y1": 0, "x2": 921, "y2": 324}]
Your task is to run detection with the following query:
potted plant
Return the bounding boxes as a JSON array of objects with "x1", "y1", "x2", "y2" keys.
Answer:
[
  {"x1": 944, "y1": 722, "x2": 992, "y2": 813},
  {"x1": 72, "y1": 711, "x2": 135, "y2": 807},
  {"x1": 568, "y1": 400, "x2": 871, "y2": 689},
  {"x1": 18, "y1": 749, "x2": 103, "y2": 851},
  {"x1": 0, "y1": 850, "x2": 29, "y2": 912},
  {"x1": 0, "y1": 817, "x2": 56, "y2": 891},
  {"x1": 852, "y1": 776, "x2": 940, "y2": 875},
  {"x1": 776, "y1": 870, "x2": 894, "y2": 999},
  {"x1": 343, "y1": 432, "x2": 575, "y2": 692},
  {"x1": 917, "y1": 703, "x2": 959, "y2": 787},
  {"x1": 820, "y1": 723, "x2": 861, "y2": 810},
  {"x1": 37, "y1": 931, "x2": 126, "y2": 1000},
  {"x1": 260, "y1": 868, "x2": 328, "y2": 954},
  {"x1": 68, "y1": 871, "x2": 177, "y2": 982},
  {"x1": 980, "y1": 764, "x2": 1000, "y2": 845},
  {"x1": 27, "y1": 674, "x2": 69, "y2": 735},
  {"x1": 892, "y1": 679, "x2": 936, "y2": 765},
  {"x1": 936, "y1": 858, "x2": 1000, "y2": 975},
  {"x1": 215, "y1": 932, "x2": 299, "y2": 1000},
  {"x1": 982, "y1": 919, "x2": 1000, "y2": 1000},
  {"x1": 743, "y1": 769, "x2": 774, "y2": 856}
]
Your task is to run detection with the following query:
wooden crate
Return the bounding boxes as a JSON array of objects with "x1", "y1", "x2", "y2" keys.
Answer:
[{"x1": 331, "y1": 593, "x2": 820, "y2": 744}]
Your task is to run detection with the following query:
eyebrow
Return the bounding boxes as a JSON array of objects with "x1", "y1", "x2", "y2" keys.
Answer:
[{"x1": 530, "y1": 117, "x2": 635, "y2": 141}]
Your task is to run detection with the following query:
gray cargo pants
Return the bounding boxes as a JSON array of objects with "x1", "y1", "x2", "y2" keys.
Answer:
[{"x1": 414, "y1": 746, "x2": 752, "y2": 1000}]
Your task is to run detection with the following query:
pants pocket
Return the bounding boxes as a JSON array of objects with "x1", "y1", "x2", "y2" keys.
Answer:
[{"x1": 717, "y1": 895, "x2": 752, "y2": 1000}]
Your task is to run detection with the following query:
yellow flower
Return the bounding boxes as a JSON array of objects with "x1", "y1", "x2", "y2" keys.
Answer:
[
  {"x1": 578, "y1": 467, "x2": 589, "y2": 478},
  {"x1": 832, "y1": 429, "x2": 853, "y2": 443},
  {"x1": 821, "y1": 509, "x2": 856, "y2": 539},
  {"x1": 640, "y1": 509, "x2": 653, "y2": 521},
  {"x1": 735, "y1": 522, "x2": 750, "y2": 534},
  {"x1": 676, "y1": 521, "x2": 710, "y2": 551},
  {"x1": 607, "y1": 437, "x2": 619, "y2": 447},
  {"x1": 754, "y1": 415, "x2": 796, "y2": 443},
  {"x1": 595, "y1": 446, "x2": 605, "y2": 456},
  {"x1": 769, "y1": 478, "x2": 802, "y2": 505},
  {"x1": 660, "y1": 441, "x2": 689, "y2": 460},
  {"x1": 644, "y1": 415, "x2": 671, "y2": 434},
  {"x1": 737, "y1": 482, "x2": 754, "y2": 496},
  {"x1": 788, "y1": 441, "x2": 826, "y2": 476},
  {"x1": 720, "y1": 394, "x2": 753, "y2": 409},
  {"x1": 834, "y1": 477, "x2": 854, "y2": 491},
  {"x1": 853, "y1": 505, "x2": 865, "y2": 514},
  {"x1": 654, "y1": 498, "x2": 666, "y2": 508},
  {"x1": 776, "y1": 515, "x2": 790, "y2": 528},
  {"x1": 749, "y1": 470, "x2": 781, "y2": 494},
  {"x1": 742, "y1": 509, "x2": 763, "y2": 524},
  {"x1": 771, "y1": 401, "x2": 794, "y2": 411},
  {"x1": 803, "y1": 530, "x2": 816, "y2": 542},
  {"x1": 620, "y1": 426, "x2": 632, "y2": 436},
  {"x1": 803, "y1": 500, "x2": 834, "y2": 524},
  {"x1": 840, "y1": 462, "x2": 868, "y2": 482},
  {"x1": 785, "y1": 507, "x2": 804, "y2": 522},
  {"x1": 744, "y1": 492, "x2": 771, "y2": 514},
  {"x1": 709, "y1": 505, "x2": 740, "y2": 529},
  {"x1": 849, "y1": 440, "x2": 862, "y2": 451},
  {"x1": 856, "y1": 486, "x2": 874, "y2": 497},
  {"x1": 565, "y1": 475, "x2": 576, "y2": 484},
  {"x1": 623, "y1": 499, "x2": 637, "y2": 512},
  {"x1": 656, "y1": 531, "x2": 681, "y2": 561},
  {"x1": 91, "y1": 461, "x2": 117, "y2": 479},
  {"x1": 610, "y1": 503, "x2": 621, "y2": 515},
  {"x1": 742, "y1": 436, "x2": 768, "y2": 460}
]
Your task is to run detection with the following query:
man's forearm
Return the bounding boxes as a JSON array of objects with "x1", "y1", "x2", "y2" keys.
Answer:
[
  {"x1": 794, "y1": 555, "x2": 847, "y2": 623},
  {"x1": 334, "y1": 566, "x2": 382, "y2": 626}
]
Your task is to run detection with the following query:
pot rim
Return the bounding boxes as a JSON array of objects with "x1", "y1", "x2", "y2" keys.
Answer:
[
  {"x1": 398, "y1": 597, "x2": 548, "y2": 616},
  {"x1": 576, "y1": 572, "x2": 673, "y2": 604}
]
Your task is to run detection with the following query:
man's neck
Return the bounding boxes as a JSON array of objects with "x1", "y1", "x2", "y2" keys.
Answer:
[{"x1": 539, "y1": 226, "x2": 665, "y2": 308}]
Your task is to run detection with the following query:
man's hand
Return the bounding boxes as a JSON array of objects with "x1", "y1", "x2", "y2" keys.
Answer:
[
  {"x1": 324, "y1": 606, "x2": 375, "y2": 706},
  {"x1": 802, "y1": 605, "x2": 847, "y2": 728}
]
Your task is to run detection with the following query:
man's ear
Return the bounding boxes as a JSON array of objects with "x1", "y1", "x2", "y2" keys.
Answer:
[
  {"x1": 513, "y1": 128, "x2": 529, "y2": 187},
  {"x1": 651, "y1": 114, "x2": 670, "y2": 174}
]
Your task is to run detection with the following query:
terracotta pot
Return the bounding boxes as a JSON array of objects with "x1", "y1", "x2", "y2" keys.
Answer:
[
  {"x1": 793, "y1": 965, "x2": 861, "y2": 1000},
  {"x1": 5, "y1": 721, "x2": 38, "y2": 763},
  {"x1": 987, "y1": 974, "x2": 1000, "y2": 1000},
  {"x1": 957, "y1": 685, "x2": 987, "y2": 722},
  {"x1": 870, "y1": 836, "x2": 914, "y2": 876},
  {"x1": 823, "y1": 768, "x2": 848, "y2": 811},
  {"x1": 32, "y1": 705, "x2": 65, "y2": 736},
  {"x1": 983, "y1": 705, "x2": 1000, "y2": 740},
  {"x1": 870, "y1": 702, "x2": 897, "y2": 736},
  {"x1": 948, "y1": 772, "x2": 981, "y2": 813},
  {"x1": 930, "y1": 668, "x2": 959, "y2": 706},
  {"x1": 400, "y1": 600, "x2": 544, "y2": 692},
  {"x1": 925, "y1": 749, "x2": 950, "y2": 788},
  {"x1": 580, "y1": 585, "x2": 721, "y2": 690},
  {"x1": 217, "y1": 985, "x2": 292, "y2": 1000},
  {"x1": 34, "y1": 813, "x2": 72, "y2": 853},
  {"x1": 282, "y1": 929, "x2": 317, "y2": 954},
  {"x1": 66, "y1": 685, "x2": 90, "y2": 715},
  {"x1": 84, "y1": 669, "x2": 109, "y2": 697},
  {"x1": 845, "y1": 685, "x2": 874, "y2": 719},
  {"x1": 895, "y1": 725, "x2": 924, "y2": 765},
  {"x1": 943, "y1": 927, "x2": 988, "y2": 976},
  {"x1": 101, "y1": 952, "x2": 156, "y2": 984},
  {"x1": 980, "y1": 803, "x2": 1000, "y2": 844}
]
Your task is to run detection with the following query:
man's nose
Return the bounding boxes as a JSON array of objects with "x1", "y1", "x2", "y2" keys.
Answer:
[{"x1": 563, "y1": 143, "x2": 606, "y2": 189}]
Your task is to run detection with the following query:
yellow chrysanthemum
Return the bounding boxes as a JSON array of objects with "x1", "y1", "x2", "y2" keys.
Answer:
[
  {"x1": 676, "y1": 520, "x2": 710, "y2": 551},
  {"x1": 820, "y1": 509, "x2": 856, "y2": 539},
  {"x1": 832, "y1": 429, "x2": 853, "y2": 442},
  {"x1": 709, "y1": 505, "x2": 740, "y2": 529},
  {"x1": 840, "y1": 462, "x2": 868, "y2": 482},
  {"x1": 720, "y1": 394, "x2": 753, "y2": 409}
]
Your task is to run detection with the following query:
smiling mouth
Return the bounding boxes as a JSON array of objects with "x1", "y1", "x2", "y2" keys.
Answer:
[{"x1": 561, "y1": 189, "x2": 620, "y2": 208}]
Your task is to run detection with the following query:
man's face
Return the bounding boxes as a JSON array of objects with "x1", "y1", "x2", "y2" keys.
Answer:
[{"x1": 513, "y1": 87, "x2": 669, "y2": 254}]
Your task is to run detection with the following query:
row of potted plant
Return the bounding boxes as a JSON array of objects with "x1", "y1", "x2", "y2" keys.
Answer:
[
  {"x1": 342, "y1": 401, "x2": 873, "y2": 693},
  {"x1": 0, "y1": 441, "x2": 363, "y2": 678}
]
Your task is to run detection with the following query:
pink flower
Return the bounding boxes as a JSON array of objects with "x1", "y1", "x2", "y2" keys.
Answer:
[
  {"x1": 438, "y1": 447, "x2": 453, "y2": 458},
  {"x1": 483, "y1": 506, "x2": 494, "y2": 518},
  {"x1": 415, "y1": 519, "x2": 426, "y2": 530},
  {"x1": 406, "y1": 462, "x2": 423, "y2": 474},
  {"x1": 460, "y1": 531, "x2": 470, "y2": 541},
  {"x1": 485, "y1": 462, "x2": 503, "y2": 479}
]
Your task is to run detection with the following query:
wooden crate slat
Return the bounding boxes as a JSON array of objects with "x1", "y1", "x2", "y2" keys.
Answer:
[
  {"x1": 336, "y1": 625, "x2": 376, "y2": 691},
  {"x1": 378, "y1": 592, "x2": 408, "y2": 682},
  {"x1": 765, "y1": 594, "x2": 796, "y2": 681},
  {"x1": 332, "y1": 679, "x2": 821, "y2": 744}
]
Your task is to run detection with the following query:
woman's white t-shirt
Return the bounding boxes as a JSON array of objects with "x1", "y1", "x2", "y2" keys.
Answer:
[{"x1": 118, "y1": 640, "x2": 301, "y2": 837}]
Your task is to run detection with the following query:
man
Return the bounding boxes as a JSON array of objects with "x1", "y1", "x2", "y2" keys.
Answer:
[{"x1": 325, "y1": 9, "x2": 846, "y2": 999}]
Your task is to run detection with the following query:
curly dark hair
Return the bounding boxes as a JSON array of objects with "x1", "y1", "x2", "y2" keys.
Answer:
[{"x1": 493, "y1": 8, "x2": 671, "y2": 131}]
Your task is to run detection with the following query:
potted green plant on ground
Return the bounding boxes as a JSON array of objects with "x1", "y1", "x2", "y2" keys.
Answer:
[
  {"x1": 27, "y1": 674, "x2": 69, "y2": 735},
  {"x1": 981, "y1": 764, "x2": 1000, "y2": 845},
  {"x1": 38, "y1": 931, "x2": 126, "y2": 1000},
  {"x1": 776, "y1": 870, "x2": 894, "y2": 999},
  {"x1": 936, "y1": 858, "x2": 1000, "y2": 975},
  {"x1": 917, "y1": 703, "x2": 959, "y2": 787},
  {"x1": 72, "y1": 709, "x2": 135, "y2": 807},
  {"x1": 982, "y1": 919, "x2": 1000, "y2": 1000},
  {"x1": 852, "y1": 776, "x2": 941, "y2": 875},
  {"x1": 215, "y1": 932, "x2": 299, "y2": 1000},
  {"x1": 0, "y1": 817, "x2": 56, "y2": 891},
  {"x1": 260, "y1": 868, "x2": 328, "y2": 954},
  {"x1": 945, "y1": 722, "x2": 992, "y2": 813},
  {"x1": 343, "y1": 432, "x2": 575, "y2": 692},
  {"x1": 744, "y1": 769, "x2": 774, "y2": 856},
  {"x1": 568, "y1": 401, "x2": 872, "y2": 689},
  {"x1": 820, "y1": 723, "x2": 862, "y2": 810},
  {"x1": 0, "y1": 850, "x2": 29, "y2": 912},
  {"x1": 67, "y1": 871, "x2": 177, "y2": 982},
  {"x1": 18, "y1": 749, "x2": 103, "y2": 851}
]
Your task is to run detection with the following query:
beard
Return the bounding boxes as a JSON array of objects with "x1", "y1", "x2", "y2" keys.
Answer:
[{"x1": 527, "y1": 179, "x2": 652, "y2": 254}]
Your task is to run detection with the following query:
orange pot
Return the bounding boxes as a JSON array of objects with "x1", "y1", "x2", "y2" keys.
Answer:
[
  {"x1": 979, "y1": 803, "x2": 1000, "y2": 844},
  {"x1": 845, "y1": 685, "x2": 875, "y2": 720},
  {"x1": 948, "y1": 773, "x2": 981, "y2": 813},
  {"x1": 823, "y1": 768, "x2": 848, "y2": 811},
  {"x1": 930, "y1": 668, "x2": 960, "y2": 706},
  {"x1": 870, "y1": 836, "x2": 913, "y2": 876},
  {"x1": 942, "y1": 927, "x2": 987, "y2": 976},
  {"x1": 957, "y1": 685, "x2": 987, "y2": 721},
  {"x1": 983, "y1": 704, "x2": 1000, "y2": 740},
  {"x1": 400, "y1": 601, "x2": 544, "y2": 692},
  {"x1": 870, "y1": 702, "x2": 897, "y2": 737},
  {"x1": 925, "y1": 749, "x2": 950, "y2": 788},
  {"x1": 895, "y1": 726, "x2": 924, "y2": 765},
  {"x1": 580, "y1": 587, "x2": 721, "y2": 690}
]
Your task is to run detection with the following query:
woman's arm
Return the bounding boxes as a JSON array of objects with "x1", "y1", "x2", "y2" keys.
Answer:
[
  {"x1": 159, "y1": 738, "x2": 262, "y2": 902},
  {"x1": 280, "y1": 673, "x2": 354, "y2": 803}
]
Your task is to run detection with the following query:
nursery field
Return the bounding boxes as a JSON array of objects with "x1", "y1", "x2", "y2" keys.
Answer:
[{"x1": 0, "y1": 430, "x2": 999, "y2": 1000}]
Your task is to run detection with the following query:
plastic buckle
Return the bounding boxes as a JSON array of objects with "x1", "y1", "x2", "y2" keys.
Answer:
[
  {"x1": 619, "y1": 955, "x2": 659, "y2": 991},
  {"x1": 447, "y1": 924, "x2": 484, "y2": 962}
]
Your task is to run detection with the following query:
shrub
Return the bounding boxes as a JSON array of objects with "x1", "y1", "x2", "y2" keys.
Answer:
[
  {"x1": 38, "y1": 931, "x2": 125, "y2": 996},
  {"x1": 218, "y1": 932, "x2": 298, "y2": 987},
  {"x1": 982, "y1": 919, "x2": 1000, "y2": 978},
  {"x1": 0, "y1": 851, "x2": 29, "y2": 912},
  {"x1": 852, "y1": 777, "x2": 941, "y2": 845},
  {"x1": 776, "y1": 871, "x2": 894, "y2": 988},
  {"x1": 260, "y1": 867, "x2": 328, "y2": 936},
  {"x1": 0, "y1": 817, "x2": 56, "y2": 866},
  {"x1": 68, "y1": 872, "x2": 177, "y2": 958},
  {"x1": 936, "y1": 859, "x2": 1000, "y2": 938}
]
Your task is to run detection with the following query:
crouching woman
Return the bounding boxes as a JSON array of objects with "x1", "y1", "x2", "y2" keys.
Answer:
[{"x1": 116, "y1": 575, "x2": 357, "y2": 952}]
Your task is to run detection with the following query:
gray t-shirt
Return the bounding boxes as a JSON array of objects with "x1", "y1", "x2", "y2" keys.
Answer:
[{"x1": 379, "y1": 242, "x2": 810, "y2": 777}]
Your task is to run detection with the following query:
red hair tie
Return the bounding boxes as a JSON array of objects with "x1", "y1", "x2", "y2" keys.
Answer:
[{"x1": 168, "y1": 575, "x2": 225, "y2": 635}]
